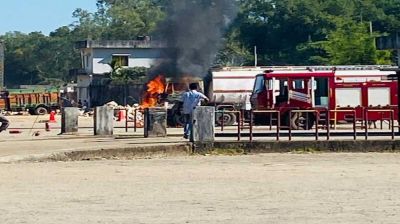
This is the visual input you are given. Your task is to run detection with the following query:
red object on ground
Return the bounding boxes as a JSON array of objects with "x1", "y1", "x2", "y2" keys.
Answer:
[
  {"x1": 49, "y1": 111, "x2": 56, "y2": 123},
  {"x1": 117, "y1": 110, "x2": 126, "y2": 121},
  {"x1": 45, "y1": 122, "x2": 50, "y2": 132},
  {"x1": 9, "y1": 130, "x2": 22, "y2": 134}
]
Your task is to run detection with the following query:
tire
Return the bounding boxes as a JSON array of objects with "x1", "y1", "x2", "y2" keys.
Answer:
[
  {"x1": 216, "y1": 112, "x2": 237, "y2": 126},
  {"x1": 34, "y1": 106, "x2": 49, "y2": 115},
  {"x1": 290, "y1": 112, "x2": 314, "y2": 130},
  {"x1": 28, "y1": 109, "x2": 35, "y2": 115}
]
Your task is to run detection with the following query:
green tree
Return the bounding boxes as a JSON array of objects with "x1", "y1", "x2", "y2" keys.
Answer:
[
  {"x1": 223, "y1": 0, "x2": 398, "y2": 66},
  {"x1": 216, "y1": 28, "x2": 253, "y2": 66},
  {"x1": 311, "y1": 20, "x2": 391, "y2": 65},
  {"x1": 72, "y1": 0, "x2": 166, "y2": 40}
]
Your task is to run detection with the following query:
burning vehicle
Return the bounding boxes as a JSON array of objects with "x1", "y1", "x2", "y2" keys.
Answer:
[{"x1": 139, "y1": 75, "x2": 203, "y2": 126}]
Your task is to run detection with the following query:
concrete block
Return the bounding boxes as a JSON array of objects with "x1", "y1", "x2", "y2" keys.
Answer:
[
  {"x1": 144, "y1": 107, "x2": 167, "y2": 138},
  {"x1": 61, "y1": 107, "x2": 79, "y2": 134},
  {"x1": 193, "y1": 106, "x2": 215, "y2": 143},
  {"x1": 94, "y1": 106, "x2": 114, "y2": 136}
]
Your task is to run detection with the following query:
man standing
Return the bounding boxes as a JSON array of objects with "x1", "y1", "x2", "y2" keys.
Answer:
[
  {"x1": 182, "y1": 83, "x2": 209, "y2": 139},
  {"x1": 0, "y1": 113, "x2": 9, "y2": 132}
]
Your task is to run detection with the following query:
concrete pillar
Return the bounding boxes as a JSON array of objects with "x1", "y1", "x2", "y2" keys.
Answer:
[
  {"x1": 61, "y1": 107, "x2": 79, "y2": 134},
  {"x1": 192, "y1": 106, "x2": 215, "y2": 149},
  {"x1": 144, "y1": 107, "x2": 167, "y2": 138},
  {"x1": 94, "y1": 106, "x2": 114, "y2": 136}
]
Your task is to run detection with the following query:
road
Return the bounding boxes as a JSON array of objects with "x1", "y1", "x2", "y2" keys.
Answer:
[{"x1": 1, "y1": 153, "x2": 400, "y2": 223}]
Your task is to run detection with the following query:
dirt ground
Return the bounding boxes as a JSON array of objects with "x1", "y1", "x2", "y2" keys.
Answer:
[{"x1": 1, "y1": 153, "x2": 400, "y2": 224}]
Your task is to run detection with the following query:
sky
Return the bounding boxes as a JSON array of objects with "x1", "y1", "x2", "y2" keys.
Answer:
[{"x1": 0, "y1": 0, "x2": 98, "y2": 35}]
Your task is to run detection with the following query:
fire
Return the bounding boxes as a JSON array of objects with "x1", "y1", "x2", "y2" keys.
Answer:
[{"x1": 141, "y1": 75, "x2": 166, "y2": 108}]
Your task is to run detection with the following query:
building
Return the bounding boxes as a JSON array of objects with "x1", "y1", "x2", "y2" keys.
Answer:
[{"x1": 71, "y1": 39, "x2": 165, "y2": 106}]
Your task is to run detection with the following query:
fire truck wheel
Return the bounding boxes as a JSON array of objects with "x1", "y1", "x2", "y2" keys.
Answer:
[
  {"x1": 35, "y1": 106, "x2": 49, "y2": 115},
  {"x1": 216, "y1": 112, "x2": 236, "y2": 126},
  {"x1": 290, "y1": 112, "x2": 314, "y2": 130}
]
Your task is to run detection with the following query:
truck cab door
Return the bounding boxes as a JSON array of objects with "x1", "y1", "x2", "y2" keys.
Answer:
[
  {"x1": 251, "y1": 75, "x2": 269, "y2": 110},
  {"x1": 288, "y1": 78, "x2": 312, "y2": 107}
]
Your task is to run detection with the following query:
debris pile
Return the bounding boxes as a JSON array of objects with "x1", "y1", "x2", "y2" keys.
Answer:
[{"x1": 104, "y1": 101, "x2": 145, "y2": 128}]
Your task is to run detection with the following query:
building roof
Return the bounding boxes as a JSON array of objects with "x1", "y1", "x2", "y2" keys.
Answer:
[{"x1": 75, "y1": 40, "x2": 166, "y2": 49}]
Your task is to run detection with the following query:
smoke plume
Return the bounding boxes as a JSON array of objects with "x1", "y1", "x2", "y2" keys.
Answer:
[{"x1": 151, "y1": 0, "x2": 238, "y2": 77}]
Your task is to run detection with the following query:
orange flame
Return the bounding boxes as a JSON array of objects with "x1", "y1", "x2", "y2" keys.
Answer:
[{"x1": 141, "y1": 75, "x2": 165, "y2": 108}]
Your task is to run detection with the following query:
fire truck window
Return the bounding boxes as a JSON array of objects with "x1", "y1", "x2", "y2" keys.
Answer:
[
  {"x1": 315, "y1": 78, "x2": 329, "y2": 106},
  {"x1": 292, "y1": 79, "x2": 305, "y2": 90},
  {"x1": 253, "y1": 75, "x2": 265, "y2": 93},
  {"x1": 276, "y1": 79, "x2": 288, "y2": 104},
  {"x1": 278, "y1": 80, "x2": 288, "y2": 96}
]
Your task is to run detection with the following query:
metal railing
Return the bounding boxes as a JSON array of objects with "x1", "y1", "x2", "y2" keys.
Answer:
[
  {"x1": 249, "y1": 110, "x2": 281, "y2": 141},
  {"x1": 125, "y1": 108, "x2": 144, "y2": 132},
  {"x1": 288, "y1": 109, "x2": 323, "y2": 141},
  {"x1": 330, "y1": 109, "x2": 357, "y2": 140},
  {"x1": 215, "y1": 110, "x2": 242, "y2": 141},
  {"x1": 364, "y1": 109, "x2": 395, "y2": 140}
]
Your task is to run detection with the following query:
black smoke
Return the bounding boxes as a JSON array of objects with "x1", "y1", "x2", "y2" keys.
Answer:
[{"x1": 151, "y1": 0, "x2": 238, "y2": 78}]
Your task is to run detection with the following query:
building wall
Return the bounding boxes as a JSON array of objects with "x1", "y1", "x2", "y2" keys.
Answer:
[
  {"x1": 82, "y1": 49, "x2": 93, "y2": 74},
  {"x1": 89, "y1": 48, "x2": 163, "y2": 74},
  {"x1": 77, "y1": 75, "x2": 92, "y2": 106}
]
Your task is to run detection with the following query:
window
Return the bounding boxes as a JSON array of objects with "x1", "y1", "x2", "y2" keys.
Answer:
[
  {"x1": 253, "y1": 75, "x2": 265, "y2": 94},
  {"x1": 85, "y1": 55, "x2": 90, "y2": 68},
  {"x1": 174, "y1": 83, "x2": 189, "y2": 92},
  {"x1": 292, "y1": 79, "x2": 305, "y2": 90},
  {"x1": 112, "y1": 55, "x2": 129, "y2": 67},
  {"x1": 279, "y1": 79, "x2": 288, "y2": 96},
  {"x1": 165, "y1": 83, "x2": 173, "y2": 94}
]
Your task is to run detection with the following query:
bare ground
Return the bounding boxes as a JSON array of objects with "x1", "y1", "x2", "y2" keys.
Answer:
[{"x1": 1, "y1": 153, "x2": 400, "y2": 224}]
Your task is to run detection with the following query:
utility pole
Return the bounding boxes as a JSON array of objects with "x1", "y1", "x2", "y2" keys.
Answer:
[{"x1": 254, "y1": 46, "x2": 258, "y2": 67}]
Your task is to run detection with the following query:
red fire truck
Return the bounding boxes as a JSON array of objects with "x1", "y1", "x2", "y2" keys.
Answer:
[{"x1": 250, "y1": 65, "x2": 398, "y2": 129}]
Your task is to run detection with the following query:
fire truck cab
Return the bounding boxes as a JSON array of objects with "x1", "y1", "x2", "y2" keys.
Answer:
[{"x1": 250, "y1": 66, "x2": 398, "y2": 129}]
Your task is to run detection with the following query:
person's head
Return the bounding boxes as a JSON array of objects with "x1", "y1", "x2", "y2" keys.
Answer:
[{"x1": 189, "y1": 83, "x2": 197, "y2": 90}]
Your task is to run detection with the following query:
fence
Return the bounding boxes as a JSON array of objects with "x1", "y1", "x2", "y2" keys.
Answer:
[
  {"x1": 116, "y1": 106, "x2": 397, "y2": 141},
  {"x1": 364, "y1": 109, "x2": 395, "y2": 140},
  {"x1": 215, "y1": 107, "x2": 397, "y2": 142},
  {"x1": 124, "y1": 108, "x2": 144, "y2": 133},
  {"x1": 215, "y1": 110, "x2": 242, "y2": 141},
  {"x1": 249, "y1": 110, "x2": 280, "y2": 141}
]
